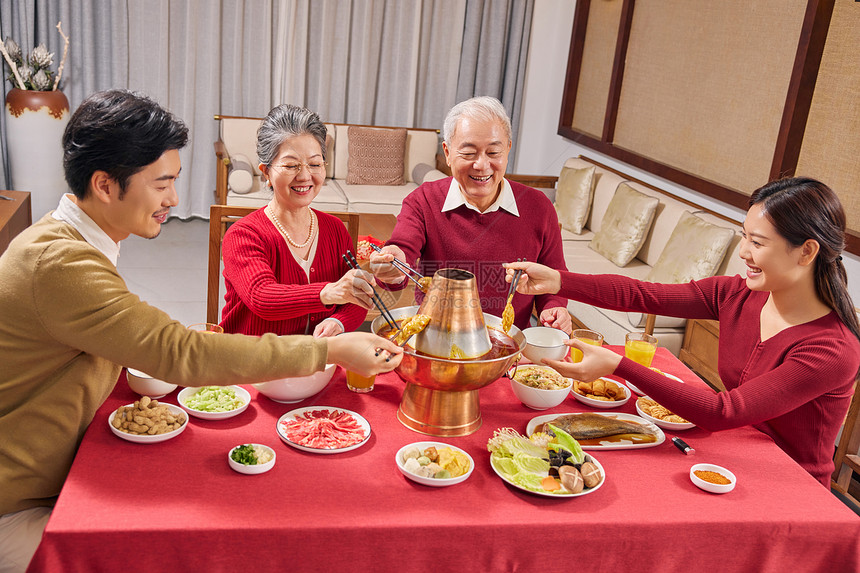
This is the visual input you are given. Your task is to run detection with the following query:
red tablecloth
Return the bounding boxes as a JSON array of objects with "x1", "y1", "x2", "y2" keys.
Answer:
[{"x1": 28, "y1": 348, "x2": 860, "y2": 572}]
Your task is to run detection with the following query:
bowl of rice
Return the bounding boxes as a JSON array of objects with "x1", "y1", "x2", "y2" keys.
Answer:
[{"x1": 508, "y1": 364, "x2": 572, "y2": 410}]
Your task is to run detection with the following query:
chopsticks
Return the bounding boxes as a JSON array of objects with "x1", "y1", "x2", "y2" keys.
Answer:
[
  {"x1": 343, "y1": 250, "x2": 398, "y2": 331},
  {"x1": 368, "y1": 243, "x2": 429, "y2": 292},
  {"x1": 507, "y1": 258, "x2": 526, "y2": 302}
]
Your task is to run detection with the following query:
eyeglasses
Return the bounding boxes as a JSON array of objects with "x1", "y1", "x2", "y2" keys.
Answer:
[{"x1": 268, "y1": 161, "x2": 327, "y2": 175}]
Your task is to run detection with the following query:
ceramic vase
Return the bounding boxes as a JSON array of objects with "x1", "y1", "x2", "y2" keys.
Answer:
[{"x1": 4, "y1": 88, "x2": 70, "y2": 220}]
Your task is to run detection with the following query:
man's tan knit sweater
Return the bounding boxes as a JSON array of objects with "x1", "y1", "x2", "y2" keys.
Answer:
[{"x1": 0, "y1": 216, "x2": 327, "y2": 515}]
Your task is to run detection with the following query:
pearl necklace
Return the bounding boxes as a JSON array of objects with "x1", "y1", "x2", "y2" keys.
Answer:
[{"x1": 267, "y1": 204, "x2": 316, "y2": 249}]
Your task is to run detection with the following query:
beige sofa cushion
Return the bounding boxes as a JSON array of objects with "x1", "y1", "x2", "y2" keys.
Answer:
[
  {"x1": 555, "y1": 165, "x2": 596, "y2": 234},
  {"x1": 589, "y1": 183, "x2": 659, "y2": 267},
  {"x1": 333, "y1": 125, "x2": 438, "y2": 183},
  {"x1": 346, "y1": 126, "x2": 407, "y2": 185},
  {"x1": 693, "y1": 211, "x2": 746, "y2": 277},
  {"x1": 646, "y1": 211, "x2": 735, "y2": 283}
]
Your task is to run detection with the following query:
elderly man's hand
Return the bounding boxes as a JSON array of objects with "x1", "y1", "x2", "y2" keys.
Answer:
[
  {"x1": 368, "y1": 244, "x2": 409, "y2": 284},
  {"x1": 539, "y1": 307, "x2": 572, "y2": 335}
]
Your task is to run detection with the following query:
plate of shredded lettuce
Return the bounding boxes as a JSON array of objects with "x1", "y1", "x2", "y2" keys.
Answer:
[
  {"x1": 178, "y1": 385, "x2": 250, "y2": 420},
  {"x1": 487, "y1": 426, "x2": 605, "y2": 497}
]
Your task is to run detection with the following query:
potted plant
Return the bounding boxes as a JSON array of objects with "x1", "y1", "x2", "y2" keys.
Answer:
[{"x1": 1, "y1": 23, "x2": 71, "y2": 219}]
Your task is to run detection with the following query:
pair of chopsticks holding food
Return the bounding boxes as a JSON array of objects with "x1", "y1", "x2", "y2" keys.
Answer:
[
  {"x1": 348, "y1": 248, "x2": 432, "y2": 346},
  {"x1": 501, "y1": 259, "x2": 526, "y2": 333},
  {"x1": 368, "y1": 243, "x2": 432, "y2": 293},
  {"x1": 343, "y1": 250, "x2": 431, "y2": 350}
]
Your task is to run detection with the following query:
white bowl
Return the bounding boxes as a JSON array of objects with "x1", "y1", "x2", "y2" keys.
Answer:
[
  {"x1": 108, "y1": 402, "x2": 187, "y2": 444},
  {"x1": 521, "y1": 326, "x2": 569, "y2": 363},
  {"x1": 635, "y1": 396, "x2": 695, "y2": 430},
  {"x1": 395, "y1": 441, "x2": 474, "y2": 487},
  {"x1": 178, "y1": 385, "x2": 251, "y2": 420},
  {"x1": 228, "y1": 444, "x2": 276, "y2": 475},
  {"x1": 508, "y1": 365, "x2": 572, "y2": 410},
  {"x1": 690, "y1": 463, "x2": 736, "y2": 494},
  {"x1": 253, "y1": 364, "x2": 336, "y2": 403},
  {"x1": 570, "y1": 377, "x2": 631, "y2": 409},
  {"x1": 126, "y1": 368, "x2": 178, "y2": 399}
]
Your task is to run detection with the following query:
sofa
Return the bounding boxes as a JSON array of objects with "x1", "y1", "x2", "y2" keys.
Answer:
[
  {"x1": 214, "y1": 115, "x2": 444, "y2": 215},
  {"x1": 534, "y1": 155, "x2": 746, "y2": 356}
]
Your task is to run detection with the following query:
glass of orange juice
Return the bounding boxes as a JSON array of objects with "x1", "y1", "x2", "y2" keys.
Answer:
[
  {"x1": 570, "y1": 329, "x2": 604, "y2": 363},
  {"x1": 625, "y1": 332, "x2": 657, "y2": 367},
  {"x1": 346, "y1": 370, "x2": 376, "y2": 393},
  {"x1": 188, "y1": 323, "x2": 224, "y2": 334}
]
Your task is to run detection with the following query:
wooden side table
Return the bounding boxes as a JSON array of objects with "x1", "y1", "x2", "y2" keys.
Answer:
[
  {"x1": 0, "y1": 190, "x2": 32, "y2": 255},
  {"x1": 679, "y1": 318, "x2": 726, "y2": 392}
]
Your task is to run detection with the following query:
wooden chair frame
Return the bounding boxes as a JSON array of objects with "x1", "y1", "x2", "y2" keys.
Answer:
[
  {"x1": 207, "y1": 204, "x2": 360, "y2": 324},
  {"x1": 832, "y1": 377, "x2": 860, "y2": 510}
]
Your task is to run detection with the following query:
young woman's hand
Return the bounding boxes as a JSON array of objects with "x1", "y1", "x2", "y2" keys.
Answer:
[
  {"x1": 504, "y1": 261, "x2": 562, "y2": 296},
  {"x1": 320, "y1": 269, "x2": 374, "y2": 308},
  {"x1": 542, "y1": 338, "x2": 622, "y2": 382}
]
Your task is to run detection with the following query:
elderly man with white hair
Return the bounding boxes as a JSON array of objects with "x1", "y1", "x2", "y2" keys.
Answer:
[{"x1": 369, "y1": 96, "x2": 571, "y2": 333}]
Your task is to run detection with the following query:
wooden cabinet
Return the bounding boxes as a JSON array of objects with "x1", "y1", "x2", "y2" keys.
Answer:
[
  {"x1": 679, "y1": 318, "x2": 726, "y2": 392},
  {"x1": 0, "y1": 190, "x2": 31, "y2": 255}
]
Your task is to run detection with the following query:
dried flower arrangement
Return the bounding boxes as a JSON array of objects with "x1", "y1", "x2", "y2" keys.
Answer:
[{"x1": 0, "y1": 22, "x2": 69, "y2": 91}]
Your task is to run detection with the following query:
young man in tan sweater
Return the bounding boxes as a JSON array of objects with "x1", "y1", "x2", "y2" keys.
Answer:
[{"x1": 0, "y1": 89, "x2": 401, "y2": 573}]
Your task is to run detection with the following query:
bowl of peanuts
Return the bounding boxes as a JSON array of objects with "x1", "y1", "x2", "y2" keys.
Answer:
[{"x1": 108, "y1": 396, "x2": 188, "y2": 444}]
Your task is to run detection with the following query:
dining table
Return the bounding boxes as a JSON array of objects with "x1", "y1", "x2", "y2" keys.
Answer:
[{"x1": 28, "y1": 347, "x2": 860, "y2": 572}]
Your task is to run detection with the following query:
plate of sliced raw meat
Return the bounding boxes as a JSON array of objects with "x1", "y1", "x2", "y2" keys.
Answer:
[{"x1": 277, "y1": 407, "x2": 371, "y2": 454}]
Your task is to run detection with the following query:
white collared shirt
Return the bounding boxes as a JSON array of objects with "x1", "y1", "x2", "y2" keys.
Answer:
[
  {"x1": 440, "y1": 177, "x2": 520, "y2": 216},
  {"x1": 52, "y1": 194, "x2": 121, "y2": 266}
]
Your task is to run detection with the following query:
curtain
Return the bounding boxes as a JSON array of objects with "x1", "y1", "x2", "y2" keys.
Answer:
[{"x1": 1, "y1": 0, "x2": 533, "y2": 219}]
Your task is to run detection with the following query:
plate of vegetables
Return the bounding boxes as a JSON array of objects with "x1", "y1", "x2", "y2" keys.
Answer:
[
  {"x1": 178, "y1": 385, "x2": 250, "y2": 420},
  {"x1": 487, "y1": 425, "x2": 605, "y2": 497}
]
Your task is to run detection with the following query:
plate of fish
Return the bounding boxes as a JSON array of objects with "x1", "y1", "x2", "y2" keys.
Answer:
[
  {"x1": 277, "y1": 407, "x2": 371, "y2": 454},
  {"x1": 526, "y1": 411, "x2": 664, "y2": 450}
]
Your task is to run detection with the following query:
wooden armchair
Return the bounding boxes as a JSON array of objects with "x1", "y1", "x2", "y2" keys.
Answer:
[
  {"x1": 207, "y1": 204, "x2": 360, "y2": 324},
  {"x1": 832, "y1": 378, "x2": 860, "y2": 510}
]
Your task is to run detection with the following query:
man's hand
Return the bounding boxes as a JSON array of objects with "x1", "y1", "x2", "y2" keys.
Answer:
[
  {"x1": 326, "y1": 332, "x2": 404, "y2": 376},
  {"x1": 539, "y1": 307, "x2": 572, "y2": 335},
  {"x1": 368, "y1": 244, "x2": 409, "y2": 284}
]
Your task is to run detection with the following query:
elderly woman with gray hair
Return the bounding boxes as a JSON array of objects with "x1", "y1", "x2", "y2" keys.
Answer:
[
  {"x1": 369, "y1": 96, "x2": 571, "y2": 333},
  {"x1": 220, "y1": 104, "x2": 373, "y2": 337}
]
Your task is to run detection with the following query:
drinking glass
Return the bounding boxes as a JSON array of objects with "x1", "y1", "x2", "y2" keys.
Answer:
[
  {"x1": 570, "y1": 329, "x2": 604, "y2": 363},
  {"x1": 346, "y1": 370, "x2": 375, "y2": 393},
  {"x1": 625, "y1": 332, "x2": 657, "y2": 367},
  {"x1": 188, "y1": 323, "x2": 224, "y2": 334}
]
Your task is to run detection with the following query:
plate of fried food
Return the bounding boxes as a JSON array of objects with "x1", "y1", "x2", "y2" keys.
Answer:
[
  {"x1": 108, "y1": 396, "x2": 187, "y2": 443},
  {"x1": 570, "y1": 377, "x2": 630, "y2": 408},
  {"x1": 635, "y1": 396, "x2": 695, "y2": 430},
  {"x1": 526, "y1": 411, "x2": 664, "y2": 450}
]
